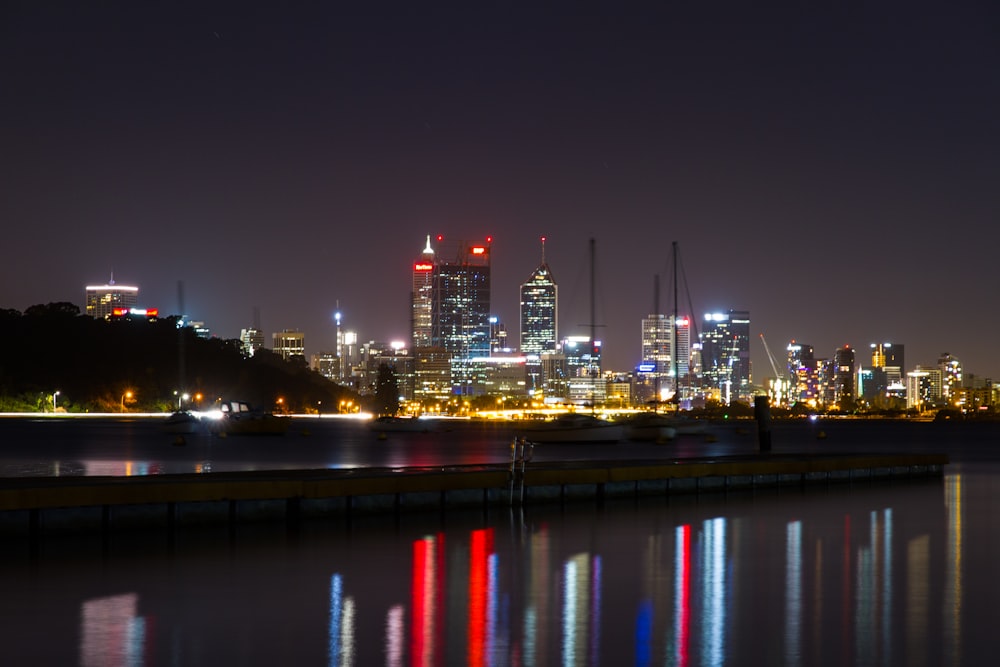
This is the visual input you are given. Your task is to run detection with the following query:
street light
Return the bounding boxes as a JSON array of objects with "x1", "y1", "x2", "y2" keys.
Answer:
[
  {"x1": 52, "y1": 391, "x2": 60, "y2": 412},
  {"x1": 121, "y1": 390, "x2": 133, "y2": 413}
]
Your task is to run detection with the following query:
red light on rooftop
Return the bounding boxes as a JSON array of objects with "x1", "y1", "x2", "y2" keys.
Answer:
[{"x1": 485, "y1": 235, "x2": 493, "y2": 243}]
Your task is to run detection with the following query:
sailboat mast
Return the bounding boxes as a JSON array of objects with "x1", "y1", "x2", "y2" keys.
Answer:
[
  {"x1": 590, "y1": 238, "x2": 597, "y2": 409},
  {"x1": 672, "y1": 241, "x2": 680, "y2": 408}
]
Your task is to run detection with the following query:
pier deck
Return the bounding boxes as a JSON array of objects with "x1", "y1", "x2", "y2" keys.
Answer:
[{"x1": 0, "y1": 452, "x2": 948, "y2": 535}]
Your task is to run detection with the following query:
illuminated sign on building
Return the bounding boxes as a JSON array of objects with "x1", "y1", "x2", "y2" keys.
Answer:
[
  {"x1": 112, "y1": 307, "x2": 158, "y2": 318},
  {"x1": 414, "y1": 263, "x2": 433, "y2": 271}
]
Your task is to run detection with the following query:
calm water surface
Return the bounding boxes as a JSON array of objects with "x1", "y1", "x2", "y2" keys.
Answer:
[{"x1": 1, "y1": 418, "x2": 997, "y2": 666}]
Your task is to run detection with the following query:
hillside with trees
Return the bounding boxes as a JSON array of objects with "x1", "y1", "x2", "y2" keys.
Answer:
[{"x1": 0, "y1": 303, "x2": 357, "y2": 414}]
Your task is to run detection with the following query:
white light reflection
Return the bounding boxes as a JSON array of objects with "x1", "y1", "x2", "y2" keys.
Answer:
[
  {"x1": 562, "y1": 554, "x2": 591, "y2": 667},
  {"x1": 944, "y1": 474, "x2": 963, "y2": 665},
  {"x1": 386, "y1": 605, "x2": 404, "y2": 667},
  {"x1": 701, "y1": 518, "x2": 727, "y2": 666},
  {"x1": 329, "y1": 574, "x2": 356, "y2": 666},
  {"x1": 80, "y1": 592, "x2": 145, "y2": 667},
  {"x1": 786, "y1": 520, "x2": 802, "y2": 666}
]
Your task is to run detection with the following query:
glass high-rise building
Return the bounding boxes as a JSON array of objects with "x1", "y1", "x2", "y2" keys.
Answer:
[
  {"x1": 408, "y1": 236, "x2": 492, "y2": 394},
  {"x1": 430, "y1": 239, "x2": 491, "y2": 358},
  {"x1": 520, "y1": 239, "x2": 558, "y2": 396},
  {"x1": 700, "y1": 310, "x2": 751, "y2": 403},
  {"x1": 411, "y1": 236, "x2": 436, "y2": 349},
  {"x1": 520, "y1": 239, "x2": 557, "y2": 354}
]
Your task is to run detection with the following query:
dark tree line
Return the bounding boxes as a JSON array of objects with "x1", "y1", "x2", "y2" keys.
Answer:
[{"x1": 0, "y1": 303, "x2": 358, "y2": 413}]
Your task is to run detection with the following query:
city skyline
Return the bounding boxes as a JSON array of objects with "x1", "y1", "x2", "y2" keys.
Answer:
[
  {"x1": 3, "y1": 3, "x2": 998, "y2": 378},
  {"x1": 24, "y1": 242, "x2": 994, "y2": 388}
]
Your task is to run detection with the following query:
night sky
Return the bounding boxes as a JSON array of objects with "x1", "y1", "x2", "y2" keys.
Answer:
[{"x1": 3, "y1": 2, "x2": 999, "y2": 379}]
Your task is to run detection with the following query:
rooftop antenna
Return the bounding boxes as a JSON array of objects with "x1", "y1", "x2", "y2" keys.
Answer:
[{"x1": 540, "y1": 236, "x2": 547, "y2": 263}]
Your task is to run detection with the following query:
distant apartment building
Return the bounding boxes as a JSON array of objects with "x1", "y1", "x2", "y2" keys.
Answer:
[
  {"x1": 938, "y1": 352, "x2": 963, "y2": 402},
  {"x1": 85, "y1": 279, "x2": 138, "y2": 320},
  {"x1": 907, "y1": 366, "x2": 942, "y2": 411}
]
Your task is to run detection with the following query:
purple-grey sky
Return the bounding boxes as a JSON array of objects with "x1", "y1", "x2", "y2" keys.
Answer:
[{"x1": 3, "y1": 2, "x2": 999, "y2": 379}]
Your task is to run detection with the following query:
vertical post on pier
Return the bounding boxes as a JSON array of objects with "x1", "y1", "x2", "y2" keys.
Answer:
[{"x1": 754, "y1": 395, "x2": 772, "y2": 453}]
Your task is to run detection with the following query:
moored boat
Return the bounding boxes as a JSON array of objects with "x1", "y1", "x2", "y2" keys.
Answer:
[
  {"x1": 206, "y1": 400, "x2": 290, "y2": 436},
  {"x1": 517, "y1": 413, "x2": 623, "y2": 444},
  {"x1": 620, "y1": 412, "x2": 677, "y2": 443},
  {"x1": 162, "y1": 410, "x2": 204, "y2": 435}
]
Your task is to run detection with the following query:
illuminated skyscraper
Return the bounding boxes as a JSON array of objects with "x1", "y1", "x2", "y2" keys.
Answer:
[
  {"x1": 519, "y1": 238, "x2": 558, "y2": 355},
  {"x1": 409, "y1": 236, "x2": 492, "y2": 394},
  {"x1": 85, "y1": 278, "x2": 138, "y2": 320},
  {"x1": 411, "y1": 236, "x2": 435, "y2": 349},
  {"x1": 700, "y1": 310, "x2": 751, "y2": 403},
  {"x1": 430, "y1": 238, "x2": 492, "y2": 358},
  {"x1": 520, "y1": 240, "x2": 558, "y2": 396}
]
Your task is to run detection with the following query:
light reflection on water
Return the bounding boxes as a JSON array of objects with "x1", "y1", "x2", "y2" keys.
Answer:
[{"x1": 1, "y1": 471, "x2": 989, "y2": 666}]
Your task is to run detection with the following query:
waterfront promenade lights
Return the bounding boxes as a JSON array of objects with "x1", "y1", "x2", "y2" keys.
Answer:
[{"x1": 121, "y1": 390, "x2": 133, "y2": 413}]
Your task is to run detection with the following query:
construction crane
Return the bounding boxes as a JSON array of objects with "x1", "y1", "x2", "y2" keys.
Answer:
[
  {"x1": 759, "y1": 334, "x2": 783, "y2": 380},
  {"x1": 759, "y1": 333, "x2": 788, "y2": 406}
]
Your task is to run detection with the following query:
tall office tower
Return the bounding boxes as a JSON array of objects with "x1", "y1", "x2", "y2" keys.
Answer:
[
  {"x1": 411, "y1": 236, "x2": 436, "y2": 348},
  {"x1": 699, "y1": 310, "x2": 751, "y2": 404},
  {"x1": 938, "y1": 352, "x2": 963, "y2": 400},
  {"x1": 520, "y1": 238, "x2": 557, "y2": 395},
  {"x1": 240, "y1": 328, "x2": 265, "y2": 357},
  {"x1": 519, "y1": 238, "x2": 558, "y2": 354},
  {"x1": 833, "y1": 345, "x2": 856, "y2": 405},
  {"x1": 272, "y1": 329, "x2": 305, "y2": 361},
  {"x1": 85, "y1": 277, "x2": 138, "y2": 320},
  {"x1": 430, "y1": 238, "x2": 492, "y2": 357},
  {"x1": 675, "y1": 316, "x2": 691, "y2": 382},
  {"x1": 410, "y1": 236, "x2": 492, "y2": 394},
  {"x1": 641, "y1": 314, "x2": 671, "y2": 374}
]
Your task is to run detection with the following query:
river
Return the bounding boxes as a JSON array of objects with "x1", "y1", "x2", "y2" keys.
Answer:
[{"x1": 0, "y1": 416, "x2": 996, "y2": 666}]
